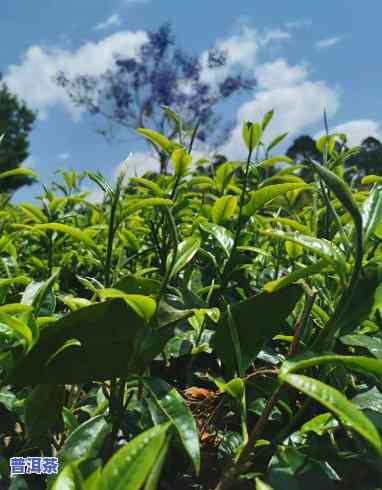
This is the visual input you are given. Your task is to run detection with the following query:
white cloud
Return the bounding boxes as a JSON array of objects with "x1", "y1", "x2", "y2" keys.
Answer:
[
  {"x1": 316, "y1": 36, "x2": 343, "y2": 50},
  {"x1": 199, "y1": 26, "x2": 259, "y2": 86},
  {"x1": 178, "y1": 23, "x2": 341, "y2": 161},
  {"x1": 199, "y1": 25, "x2": 290, "y2": 87},
  {"x1": 259, "y1": 29, "x2": 291, "y2": 46},
  {"x1": 316, "y1": 119, "x2": 382, "y2": 146},
  {"x1": 4, "y1": 30, "x2": 148, "y2": 119},
  {"x1": 221, "y1": 58, "x2": 340, "y2": 158},
  {"x1": 256, "y1": 59, "x2": 307, "y2": 89},
  {"x1": 94, "y1": 14, "x2": 122, "y2": 31},
  {"x1": 114, "y1": 152, "x2": 160, "y2": 178}
]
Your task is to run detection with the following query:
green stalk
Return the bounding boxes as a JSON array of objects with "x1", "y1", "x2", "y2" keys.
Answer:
[
  {"x1": 221, "y1": 127, "x2": 255, "y2": 289},
  {"x1": 47, "y1": 229, "x2": 53, "y2": 277},
  {"x1": 155, "y1": 207, "x2": 178, "y2": 323},
  {"x1": 104, "y1": 195, "x2": 119, "y2": 288}
]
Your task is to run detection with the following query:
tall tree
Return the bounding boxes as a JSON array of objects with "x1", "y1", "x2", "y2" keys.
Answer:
[
  {"x1": 285, "y1": 135, "x2": 323, "y2": 182},
  {"x1": 286, "y1": 135, "x2": 322, "y2": 164},
  {"x1": 0, "y1": 77, "x2": 36, "y2": 193},
  {"x1": 346, "y1": 136, "x2": 382, "y2": 177},
  {"x1": 55, "y1": 23, "x2": 256, "y2": 173}
]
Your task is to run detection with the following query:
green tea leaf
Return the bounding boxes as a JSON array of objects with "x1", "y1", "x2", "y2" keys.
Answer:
[
  {"x1": 352, "y1": 387, "x2": 382, "y2": 414},
  {"x1": 166, "y1": 236, "x2": 201, "y2": 279},
  {"x1": 19, "y1": 203, "x2": 48, "y2": 223},
  {"x1": 280, "y1": 352, "x2": 382, "y2": 379},
  {"x1": 0, "y1": 312, "x2": 33, "y2": 349},
  {"x1": 242, "y1": 121, "x2": 262, "y2": 151},
  {"x1": 216, "y1": 377, "x2": 244, "y2": 403},
  {"x1": 142, "y1": 377, "x2": 200, "y2": 474},
  {"x1": 361, "y1": 185, "x2": 382, "y2": 243},
  {"x1": 340, "y1": 334, "x2": 382, "y2": 359},
  {"x1": 266, "y1": 132, "x2": 288, "y2": 153},
  {"x1": 6, "y1": 299, "x2": 156, "y2": 385},
  {"x1": 136, "y1": 128, "x2": 174, "y2": 153},
  {"x1": 143, "y1": 435, "x2": 170, "y2": 490},
  {"x1": 199, "y1": 221, "x2": 234, "y2": 256},
  {"x1": 115, "y1": 274, "x2": 161, "y2": 296},
  {"x1": 264, "y1": 259, "x2": 328, "y2": 293},
  {"x1": 86, "y1": 171, "x2": 114, "y2": 199},
  {"x1": 99, "y1": 422, "x2": 171, "y2": 490},
  {"x1": 98, "y1": 289, "x2": 156, "y2": 323},
  {"x1": 51, "y1": 462, "x2": 84, "y2": 490},
  {"x1": 130, "y1": 177, "x2": 164, "y2": 197},
  {"x1": 255, "y1": 478, "x2": 274, "y2": 490},
  {"x1": 34, "y1": 223, "x2": 98, "y2": 252},
  {"x1": 0, "y1": 276, "x2": 30, "y2": 288},
  {"x1": 261, "y1": 109, "x2": 274, "y2": 131},
  {"x1": 0, "y1": 168, "x2": 37, "y2": 180},
  {"x1": 280, "y1": 373, "x2": 382, "y2": 455},
  {"x1": 125, "y1": 198, "x2": 173, "y2": 215},
  {"x1": 243, "y1": 184, "x2": 312, "y2": 217},
  {"x1": 300, "y1": 413, "x2": 338, "y2": 436},
  {"x1": 0, "y1": 303, "x2": 33, "y2": 314},
  {"x1": 30, "y1": 270, "x2": 59, "y2": 316},
  {"x1": 59, "y1": 415, "x2": 111, "y2": 468},
  {"x1": 261, "y1": 229, "x2": 347, "y2": 279},
  {"x1": 212, "y1": 195, "x2": 238, "y2": 225},
  {"x1": 308, "y1": 159, "x2": 363, "y2": 282},
  {"x1": 215, "y1": 162, "x2": 240, "y2": 194},
  {"x1": 25, "y1": 384, "x2": 65, "y2": 439},
  {"x1": 45, "y1": 339, "x2": 82, "y2": 366},
  {"x1": 171, "y1": 148, "x2": 192, "y2": 177},
  {"x1": 213, "y1": 284, "x2": 302, "y2": 375}
]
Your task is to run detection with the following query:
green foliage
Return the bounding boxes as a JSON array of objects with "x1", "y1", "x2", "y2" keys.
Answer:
[
  {"x1": 1, "y1": 110, "x2": 382, "y2": 490},
  {"x1": 0, "y1": 79, "x2": 36, "y2": 192}
]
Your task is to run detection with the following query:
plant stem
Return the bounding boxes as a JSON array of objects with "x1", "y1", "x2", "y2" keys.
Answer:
[
  {"x1": 104, "y1": 194, "x2": 119, "y2": 288},
  {"x1": 214, "y1": 386, "x2": 283, "y2": 490},
  {"x1": 47, "y1": 230, "x2": 53, "y2": 277},
  {"x1": 221, "y1": 131, "x2": 254, "y2": 290}
]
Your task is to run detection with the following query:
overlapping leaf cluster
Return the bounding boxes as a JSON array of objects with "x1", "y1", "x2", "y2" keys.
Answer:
[{"x1": 1, "y1": 110, "x2": 382, "y2": 490}]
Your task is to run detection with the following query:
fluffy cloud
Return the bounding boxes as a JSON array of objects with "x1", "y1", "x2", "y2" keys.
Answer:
[
  {"x1": 199, "y1": 25, "x2": 290, "y2": 86},
  {"x1": 316, "y1": 119, "x2": 382, "y2": 146},
  {"x1": 316, "y1": 36, "x2": 344, "y2": 50},
  {"x1": 94, "y1": 14, "x2": 122, "y2": 31},
  {"x1": 221, "y1": 58, "x2": 340, "y2": 158},
  {"x1": 114, "y1": 152, "x2": 160, "y2": 178},
  {"x1": 4, "y1": 31, "x2": 147, "y2": 119},
  {"x1": 255, "y1": 59, "x2": 307, "y2": 88}
]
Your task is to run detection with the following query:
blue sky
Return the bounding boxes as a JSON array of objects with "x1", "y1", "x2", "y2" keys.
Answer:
[{"x1": 2, "y1": 0, "x2": 382, "y2": 202}]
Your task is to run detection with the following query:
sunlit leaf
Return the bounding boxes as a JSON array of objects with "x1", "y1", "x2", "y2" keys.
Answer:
[
  {"x1": 280, "y1": 373, "x2": 382, "y2": 455},
  {"x1": 99, "y1": 422, "x2": 171, "y2": 490}
]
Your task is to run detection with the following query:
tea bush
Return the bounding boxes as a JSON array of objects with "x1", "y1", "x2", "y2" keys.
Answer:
[{"x1": 1, "y1": 110, "x2": 382, "y2": 489}]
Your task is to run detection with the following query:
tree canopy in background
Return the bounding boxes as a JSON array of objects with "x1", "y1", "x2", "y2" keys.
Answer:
[
  {"x1": 0, "y1": 76, "x2": 36, "y2": 193},
  {"x1": 286, "y1": 135, "x2": 323, "y2": 164},
  {"x1": 286, "y1": 133, "x2": 382, "y2": 181},
  {"x1": 347, "y1": 136, "x2": 382, "y2": 177},
  {"x1": 55, "y1": 22, "x2": 256, "y2": 173}
]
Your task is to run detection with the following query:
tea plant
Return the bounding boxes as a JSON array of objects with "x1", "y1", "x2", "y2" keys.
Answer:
[{"x1": 1, "y1": 109, "x2": 382, "y2": 490}]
